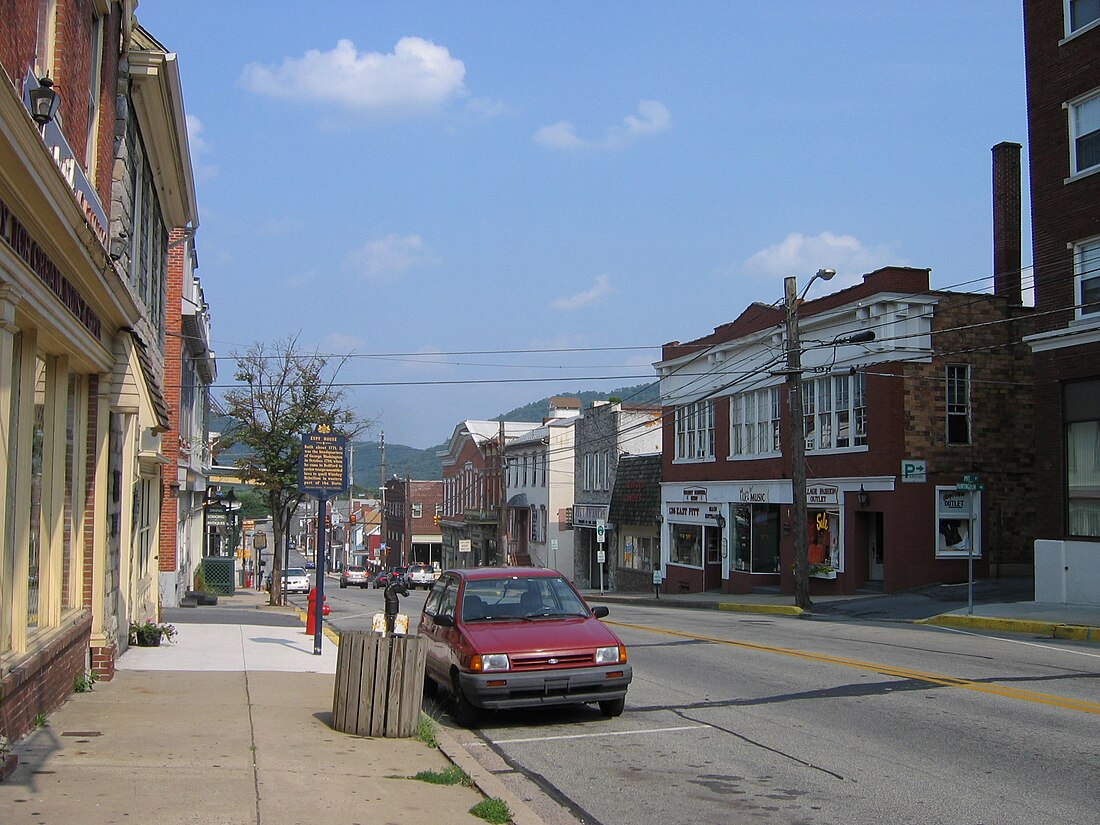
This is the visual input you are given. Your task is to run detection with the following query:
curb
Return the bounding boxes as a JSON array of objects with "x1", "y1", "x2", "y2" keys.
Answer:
[
  {"x1": 590, "y1": 593, "x2": 807, "y2": 617},
  {"x1": 435, "y1": 725, "x2": 546, "y2": 825},
  {"x1": 718, "y1": 602, "x2": 805, "y2": 616},
  {"x1": 295, "y1": 606, "x2": 547, "y2": 824},
  {"x1": 918, "y1": 613, "x2": 1100, "y2": 643}
]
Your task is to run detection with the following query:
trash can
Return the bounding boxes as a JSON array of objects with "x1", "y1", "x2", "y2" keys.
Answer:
[{"x1": 331, "y1": 631, "x2": 426, "y2": 738}]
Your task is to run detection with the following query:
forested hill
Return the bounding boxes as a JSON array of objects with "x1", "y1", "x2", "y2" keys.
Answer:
[{"x1": 210, "y1": 381, "x2": 660, "y2": 484}]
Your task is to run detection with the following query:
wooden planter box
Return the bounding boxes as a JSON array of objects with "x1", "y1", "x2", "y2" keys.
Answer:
[{"x1": 332, "y1": 632, "x2": 426, "y2": 738}]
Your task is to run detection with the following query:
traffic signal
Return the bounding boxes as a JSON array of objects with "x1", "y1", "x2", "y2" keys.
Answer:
[
  {"x1": 433, "y1": 514, "x2": 440, "y2": 526},
  {"x1": 350, "y1": 513, "x2": 357, "y2": 525}
]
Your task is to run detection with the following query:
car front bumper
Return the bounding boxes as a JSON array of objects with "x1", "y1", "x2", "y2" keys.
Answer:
[{"x1": 458, "y1": 664, "x2": 632, "y2": 710}]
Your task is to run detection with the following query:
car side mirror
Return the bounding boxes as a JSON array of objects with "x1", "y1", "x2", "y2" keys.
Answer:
[
  {"x1": 434, "y1": 614, "x2": 455, "y2": 628},
  {"x1": 592, "y1": 606, "x2": 609, "y2": 618}
]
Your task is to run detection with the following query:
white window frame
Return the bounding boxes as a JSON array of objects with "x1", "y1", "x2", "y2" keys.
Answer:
[
  {"x1": 1064, "y1": 0, "x2": 1100, "y2": 39},
  {"x1": 1074, "y1": 236, "x2": 1100, "y2": 318},
  {"x1": 935, "y1": 487, "x2": 982, "y2": 558},
  {"x1": 1067, "y1": 88, "x2": 1100, "y2": 178},
  {"x1": 805, "y1": 373, "x2": 868, "y2": 453},
  {"x1": 946, "y1": 364, "x2": 972, "y2": 445},
  {"x1": 729, "y1": 386, "x2": 781, "y2": 459},
  {"x1": 674, "y1": 400, "x2": 715, "y2": 462}
]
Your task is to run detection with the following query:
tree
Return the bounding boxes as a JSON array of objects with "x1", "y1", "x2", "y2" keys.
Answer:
[{"x1": 220, "y1": 336, "x2": 371, "y2": 605}]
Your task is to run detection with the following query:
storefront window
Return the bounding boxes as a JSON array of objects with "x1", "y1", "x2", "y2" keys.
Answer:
[
  {"x1": 935, "y1": 487, "x2": 981, "y2": 557},
  {"x1": 671, "y1": 524, "x2": 702, "y2": 567},
  {"x1": 28, "y1": 356, "x2": 47, "y2": 629},
  {"x1": 732, "y1": 505, "x2": 780, "y2": 573},
  {"x1": 807, "y1": 509, "x2": 840, "y2": 571},
  {"x1": 621, "y1": 534, "x2": 659, "y2": 571}
]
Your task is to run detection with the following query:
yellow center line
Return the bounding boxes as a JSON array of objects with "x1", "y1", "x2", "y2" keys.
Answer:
[{"x1": 608, "y1": 619, "x2": 1100, "y2": 716}]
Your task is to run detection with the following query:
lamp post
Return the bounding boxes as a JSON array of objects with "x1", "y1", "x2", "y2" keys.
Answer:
[{"x1": 785, "y1": 268, "x2": 835, "y2": 610}]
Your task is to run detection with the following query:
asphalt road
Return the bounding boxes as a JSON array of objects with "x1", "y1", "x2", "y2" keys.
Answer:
[{"x1": 290, "y1": 579, "x2": 1100, "y2": 825}]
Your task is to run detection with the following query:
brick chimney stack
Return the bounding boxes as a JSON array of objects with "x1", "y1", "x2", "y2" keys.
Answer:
[{"x1": 992, "y1": 141, "x2": 1023, "y2": 305}]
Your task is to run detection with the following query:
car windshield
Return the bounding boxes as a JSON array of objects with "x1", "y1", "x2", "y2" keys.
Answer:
[
  {"x1": 461, "y1": 575, "x2": 589, "y2": 622},
  {"x1": 284, "y1": 568, "x2": 306, "y2": 577}
]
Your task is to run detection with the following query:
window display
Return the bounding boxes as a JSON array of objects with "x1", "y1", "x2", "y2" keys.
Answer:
[
  {"x1": 732, "y1": 504, "x2": 780, "y2": 573},
  {"x1": 671, "y1": 525, "x2": 702, "y2": 567}
]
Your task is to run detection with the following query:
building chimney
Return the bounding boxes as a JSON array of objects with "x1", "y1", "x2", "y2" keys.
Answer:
[{"x1": 992, "y1": 141, "x2": 1023, "y2": 305}]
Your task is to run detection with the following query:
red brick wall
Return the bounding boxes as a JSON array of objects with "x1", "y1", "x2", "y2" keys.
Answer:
[
  {"x1": 0, "y1": 0, "x2": 41, "y2": 90},
  {"x1": 0, "y1": 614, "x2": 92, "y2": 743},
  {"x1": 159, "y1": 230, "x2": 186, "y2": 573},
  {"x1": 1024, "y1": 2, "x2": 1100, "y2": 330}
]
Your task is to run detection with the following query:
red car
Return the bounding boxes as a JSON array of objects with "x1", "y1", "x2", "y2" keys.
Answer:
[{"x1": 418, "y1": 567, "x2": 631, "y2": 726}]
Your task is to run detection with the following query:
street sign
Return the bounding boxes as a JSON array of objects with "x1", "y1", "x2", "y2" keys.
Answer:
[
  {"x1": 298, "y1": 425, "x2": 348, "y2": 495},
  {"x1": 597, "y1": 550, "x2": 606, "y2": 563},
  {"x1": 596, "y1": 518, "x2": 606, "y2": 544},
  {"x1": 902, "y1": 460, "x2": 927, "y2": 483},
  {"x1": 956, "y1": 482, "x2": 986, "y2": 492},
  {"x1": 459, "y1": 539, "x2": 472, "y2": 553}
]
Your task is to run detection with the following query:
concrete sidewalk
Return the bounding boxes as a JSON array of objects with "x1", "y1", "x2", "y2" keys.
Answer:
[{"x1": 0, "y1": 590, "x2": 545, "y2": 825}]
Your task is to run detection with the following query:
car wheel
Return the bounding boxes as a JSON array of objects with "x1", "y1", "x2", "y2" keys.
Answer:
[
  {"x1": 450, "y1": 675, "x2": 480, "y2": 728},
  {"x1": 598, "y1": 697, "x2": 625, "y2": 718}
]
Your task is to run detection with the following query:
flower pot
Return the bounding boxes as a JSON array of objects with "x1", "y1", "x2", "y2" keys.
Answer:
[{"x1": 135, "y1": 630, "x2": 162, "y2": 647}]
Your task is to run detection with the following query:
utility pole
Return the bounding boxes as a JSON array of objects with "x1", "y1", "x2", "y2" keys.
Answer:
[
  {"x1": 784, "y1": 268, "x2": 835, "y2": 611},
  {"x1": 784, "y1": 275, "x2": 812, "y2": 610},
  {"x1": 498, "y1": 419, "x2": 506, "y2": 567},
  {"x1": 379, "y1": 431, "x2": 386, "y2": 566}
]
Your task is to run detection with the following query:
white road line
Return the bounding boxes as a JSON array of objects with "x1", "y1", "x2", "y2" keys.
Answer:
[
  {"x1": 480, "y1": 724, "x2": 708, "y2": 746},
  {"x1": 932, "y1": 624, "x2": 1100, "y2": 659}
]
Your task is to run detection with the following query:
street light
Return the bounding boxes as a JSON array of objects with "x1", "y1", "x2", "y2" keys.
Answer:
[
  {"x1": 785, "y1": 268, "x2": 834, "y2": 610},
  {"x1": 29, "y1": 76, "x2": 60, "y2": 126}
]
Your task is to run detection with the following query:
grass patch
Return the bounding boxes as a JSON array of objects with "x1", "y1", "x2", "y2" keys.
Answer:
[
  {"x1": 415, "y1": 713, "x2": 440, "y2": 748},
  {"x1": 469, "y1": 797, "x2": 512, "y2": 824},
  {"x1": 412, "y1": 765, "x2": 470, "y2": 786}
]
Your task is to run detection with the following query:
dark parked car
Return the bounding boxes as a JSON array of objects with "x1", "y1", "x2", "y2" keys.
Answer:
[{"x1": 418, "y1": 567, "x2": 631, "y2": 726}]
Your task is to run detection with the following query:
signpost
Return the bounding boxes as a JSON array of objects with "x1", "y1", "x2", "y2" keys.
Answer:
[
  {"x1": 596, "y1": 518, "x2": 606, "y2": 595},
  {"x1": 299, "y1": 425, "x2": 348, "y2": 655},
  {"x1": 955, "y1": 474, "x2": 983, "y2": 614}
]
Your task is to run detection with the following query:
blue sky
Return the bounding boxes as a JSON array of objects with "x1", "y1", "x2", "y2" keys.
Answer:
[{"x1": 138, "y1": 2, "x2": 1030, "y2": 449}]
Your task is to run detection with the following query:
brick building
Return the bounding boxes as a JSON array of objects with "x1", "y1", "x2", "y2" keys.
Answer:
[
  {"x1": 656, "y1": 266, "x2": 1036, "y2": 596},
  {"x1": 572, "y1": 401, "x2": 662, "y2": 590},
  {"x1": 1022, "y1": 1, "x2": 1100, "y2": 605},
  {"x1": 1, "y1": 3, "x2": 203, "y2": 744},
  {"x1": 438, "y1": 420, "x2": 539, "y2": 569},
  {"x1": 382, "y1": 477, "x2": 443, "y2": 568}
]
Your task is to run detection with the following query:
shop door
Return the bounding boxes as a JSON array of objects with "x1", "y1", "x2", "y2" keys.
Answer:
[
  {"x1": 704, "y1": 525, "x2": 723, "y2": 590},
  {"x1": 867, "y1": 513, "x2": 884, "y2": 581}
]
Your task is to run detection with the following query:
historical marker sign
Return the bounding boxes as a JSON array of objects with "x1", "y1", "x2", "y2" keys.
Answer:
[{"x1": 298, "y1": 425, "x2": 348, "y2": 495}]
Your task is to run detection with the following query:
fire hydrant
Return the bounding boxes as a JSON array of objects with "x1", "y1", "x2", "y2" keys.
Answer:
[{"x1": 306, "y1": 588, "x2": 329, "y2": 635}]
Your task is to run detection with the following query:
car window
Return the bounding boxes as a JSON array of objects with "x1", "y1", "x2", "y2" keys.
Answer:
[
  {"x1": 438, "y1": 578, "x2": 458, "y2": 620},
  {"x1": 284, "y1": 568, "x2": 306, "y2": 577},
  {"x1": 424, "y1": 581, "x2": 444, "y2": 615},
  {"x1": 460, "y1": 575, "x2": 588, "y2": 618}
]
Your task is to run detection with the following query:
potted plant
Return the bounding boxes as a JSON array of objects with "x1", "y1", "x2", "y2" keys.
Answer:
[
  {"x1": 809, "y1": 563, "x2": 837, "y2": 580},
  {"x1": 128, "y1": 619, "x2": 177, "y2": 647}
]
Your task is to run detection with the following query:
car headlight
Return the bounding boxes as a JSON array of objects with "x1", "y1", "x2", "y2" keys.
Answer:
[
  {"x1": 595, "y1": 645, "x2": 624, "y2": 665},
  {"x1": 471, "y1": 653, "x2": 510, "y2": 672}
]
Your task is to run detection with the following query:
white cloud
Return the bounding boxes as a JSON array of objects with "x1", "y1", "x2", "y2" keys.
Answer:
[
  {"x1": 185, "y1": 115, "x2": 218, "y2": 178},
  {"x1": 347, "y1": 233, "x2": 437, "y2": 280},
  {"x1": 186, "y1": 115, "x2": 209, "y2": 153},
  {"x1": 240, "y1": 37, "x2": 466, "y2": 114},
  {"x1": 741, "y1": 232, "x2": 901, "y2": 287},
  {"x1": 552, "y1": 274, "x2": 614, "y2": 311},
  {"x1": 535, "y1": 100, "x2": 671, "y2": 151}
]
